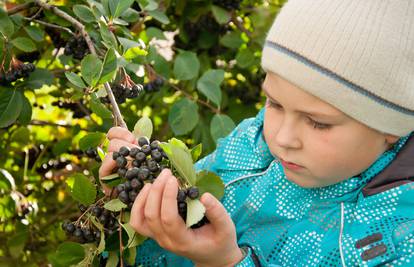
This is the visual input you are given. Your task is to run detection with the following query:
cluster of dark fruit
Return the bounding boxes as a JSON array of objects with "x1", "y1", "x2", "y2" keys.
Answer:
[
  {"x1": 0, "y1": 59, "x2": 35, "y2": 85},
  {"x1": 112, "y1": 137, "x2": 167, "y2": 208},
  {"x1": 17, "y1": 51, "x2": 41, "y2": 63},
  {"x1": 45, "y1": 26, "x2": 67, "y2": 48},
  {"x1": 51, "y1": 100, "x2": 90, "y2": 118},
  {"x1": 85, "y1": 147, "x2": 102, "y2": 162},
  {"x1": 143, "y1": 77, "x2": 164, "y2": 92},
  {"x1": 100, "y1": 74, "x2": 143, "y2": 104},
  {"x1": 111, "y1": 137, "x2": 208, "y2": 228},
  {"x1": 212, "y1": 0, "x2": 242, "y2": 10},
  {"x1": 64, "y1": 35, "x2": 90, "y2": 60},
  {"x1": 36, "y1": 158, "x2": 70, "y2": 175},
  {"x1": 62, "y1": 204, "x2": 119, "y2": 244}
]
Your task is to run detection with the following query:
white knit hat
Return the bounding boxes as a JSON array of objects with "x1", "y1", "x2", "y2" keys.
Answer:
[{"x1": 261, "y1": 0, "x2": 414, "y2": 136}]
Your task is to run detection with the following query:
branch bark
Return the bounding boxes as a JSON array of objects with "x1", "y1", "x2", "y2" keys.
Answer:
[{"x1": 33, "y1": 0, "x2": 128, "y2": 129}]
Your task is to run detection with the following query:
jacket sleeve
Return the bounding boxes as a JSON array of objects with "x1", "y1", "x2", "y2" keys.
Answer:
[{"x1": 384, "y1": 221, "x2": 414, "y2": 267}]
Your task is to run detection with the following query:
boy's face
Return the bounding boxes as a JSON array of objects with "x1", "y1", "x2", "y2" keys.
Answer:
[{"x1": 262, "y1": 72, "x2": 399, "y2": 188}]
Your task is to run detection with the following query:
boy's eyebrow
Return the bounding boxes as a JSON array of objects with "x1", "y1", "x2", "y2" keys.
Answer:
[{"x1": 262, "y1": 85, "x2": 344, "y2": 119}]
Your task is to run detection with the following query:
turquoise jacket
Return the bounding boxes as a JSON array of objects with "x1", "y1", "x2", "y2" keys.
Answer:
[{"x1": 136, "y1": 109, "x2": 414, "y2": 266}]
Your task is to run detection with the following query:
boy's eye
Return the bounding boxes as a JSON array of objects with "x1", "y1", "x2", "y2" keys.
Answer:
[
  {"x1": 266, "y1": 99, "x2": 283, "y2": 109},
  {"x1": 307, "y1": 118, "x2": 331, "y2": 130}
]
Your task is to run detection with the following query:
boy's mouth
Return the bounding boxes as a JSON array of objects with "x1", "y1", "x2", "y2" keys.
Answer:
[{"x1": 280, "y1": 158, "x2": 304, "y2": 170}]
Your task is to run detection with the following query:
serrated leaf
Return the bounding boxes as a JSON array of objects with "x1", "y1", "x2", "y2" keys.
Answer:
[
  {"x1": 170, "y1": 138, "x2": 189, "y2": 152},
  {"x1": 121, "y1": 223, "x2": 147, "y2": 248},
  {"x1": 133, "y1": 116, "x2": 153, "y2": 140},
  {"x1": 146, "y1": 27, "x2": 166, "y2": 40},
  {"x1": 73, "y1": 5, "x2": 96, "y2": 23},
  {"x1": 148, "y1": 10, "x2": 170, "y2": 24},
  {"x1": 25, "y1": 68, "x2": 54, "y2": 89},
  {"x1": 186, "y1": 199, "x2": 205, "y2": 228},
  {"x1": 106, "y1": 252, "x2": 119, "y2": 267},
  {"x1": 138, "y1": 0, "x2": 158, "y2": 11},
  {"x1": 220, "y1": 31, "x2": 243, "y2": 49},
  {"x1": 90, "y1": 94, "x2": 112, "y2": 119},
  {"x1": 168, "y1": 98, "x2": 199, "y2": 135},
  {"x1": 79, "y1": 132, "x2": 106, "y2": 151},
  {"x1": 104, "y1": 198, "x2": 127, "y2": 211},
  {"x1": 24, "y1": 26, "x2": 44, "y2": 42},
  {"x1": 71, "y1": 174, "x2": 96, "y2": 205},
  {"x1": 11, "y1": 37, "x2": 36, "y2": 52},
  {"x1": 0, "y1": 8, "x2": 14, "y2": 37},
  {"x1": 173, "y1": 51, "x2": 200, "y2": 80},
  {"x1": 236, "y1": 49, "x2": 255, "y2": 68},
  {"x1": 195, "y1": 170, "x2": 225, "y2": 200},
  {"x1": 159, "y1": 142, "x2": 196, "y2": 185},
  {"x1": 81, "y1": 54, "x2": 102, "y2": 86},
  {"x1": 51, "y1": 242, "x2": 85, "y2": 266},
  {"x1": 109, "y1": 0, "x2": 135, "y2": 18},
  {"x1": 211, "y1": 5, "x2": 231, "y2": 24},
  {"x1": 190, "y1": 144, "x2": 202, "y2": 162},
  {"x1": 0, "y1": 88, "x2": 23, "y2": 128},
  {"x1": 210, "y1": 114, "x2": 236, "y2": 143},
  {"x1": 197, "y1": 69, "x2": 224, "y2": 107},
  {"x1": 99, "y1": 48, "x2": 117, "y2": 83},
  {"x1": 16, "y1": 95, "x2": 32, "y2": 125},
  {"x1": 65, "y1": 72, "x2": 86, "y2": 88},
  {"x1": 99, "y1": 21, "x2": 117, "y2": 49}
]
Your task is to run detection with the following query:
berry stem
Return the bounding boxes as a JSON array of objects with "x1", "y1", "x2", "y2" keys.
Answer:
[{"x1": 33, "y1": 0, "x2": 128, "y2": 129}]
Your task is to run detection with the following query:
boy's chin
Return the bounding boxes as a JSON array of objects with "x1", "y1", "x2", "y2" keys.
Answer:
[{"x1": 284, "y1": 171, "x2": 335, "y2": 188}]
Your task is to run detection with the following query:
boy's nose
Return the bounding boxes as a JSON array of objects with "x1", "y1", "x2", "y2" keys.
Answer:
[{"x1": 273, "y1": 119, "x2": 302, "y2": 149}]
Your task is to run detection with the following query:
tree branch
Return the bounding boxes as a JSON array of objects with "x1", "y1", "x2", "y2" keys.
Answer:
[
  {"x1": 6, "y1": 2, "x2": 34, "y2": 15},
  {"x1": 33, "y1": 0, "x2": 127, "y2": 129},
  {"x1": 22, "y1": 17, "x2": 74, "y2": 35}
]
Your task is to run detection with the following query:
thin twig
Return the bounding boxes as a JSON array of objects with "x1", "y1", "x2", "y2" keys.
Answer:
[
  {"x1": 29, "y1": 120, "x2": 89, "y2": 131},
  {"x1": 22, "y1": 17, "x2": 74, "y2": 35},
  {"x1": 33, "y1": 0, "x2": 127, "y2": 129},
  {"x1": 6, "y1": 2, "x2": 34, "y2": 15},
  {"x1": 45, "y1": 48, "x2": 60, "y2": 69}
]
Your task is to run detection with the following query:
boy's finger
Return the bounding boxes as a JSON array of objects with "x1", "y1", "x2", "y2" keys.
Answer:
[
  {"x1": 200, "y1": 193, "x2": 233, "y2": 235},
  {"x1": 107, "y1": 127, "x2": 137, "y2": 144},
  {"x1": 130, "y1": 183, "x2": 153, "y2": 237},
  {"x1": 98, "y1": 152, "x2": 116, "y2": 178},
  {"x1": 160, "y1": 176, "x2": 187, "y2": 240}
]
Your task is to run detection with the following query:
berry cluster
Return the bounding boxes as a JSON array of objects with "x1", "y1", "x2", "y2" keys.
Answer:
[
  {"x1": 85, "y1": 147, "x2": 102, "y2": 162},
  {"x1": 51, "y1": 100, "x2": 90, "y2": 118},
  {"x1": 100, "y1": 73, "x2": 143, "y2": 104},
  {"x1": 62, "y1": 204, "x2": 119, "y2": 244},
  {"x1": 64, "y1": 35, "x2": 90, "y2": 60},
  {"x1": 17, "y1": 51, "x2": 41, "y2": 63},
  {"x1": 0, "y1": 58, "x2": 35, "y2": 85},
  {"x1": 45, "y1": 27, "x2": 67, "y2": 48},
  {"x1": 143, "y1": 77, "x2": 164, "y2": 92},
  {"x1": 112, "y1": 137, "x2": 167, "y2": 208},
  {"x1": 212, "y1": 0, "x2": 242, "y2": 11}
]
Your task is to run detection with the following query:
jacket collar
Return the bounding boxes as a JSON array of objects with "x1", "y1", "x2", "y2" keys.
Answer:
[{"x1": 362, "y1": 132, "x2": 414, "y2": 196}]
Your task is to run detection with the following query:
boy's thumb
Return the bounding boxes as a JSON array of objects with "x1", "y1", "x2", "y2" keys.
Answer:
[{"x1": 200, "y1": 193, "x2": 231, "y2": 231}]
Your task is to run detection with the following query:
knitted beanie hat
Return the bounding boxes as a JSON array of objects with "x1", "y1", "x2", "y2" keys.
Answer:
[{"x1": 261, "y1": 0, "x2": 414, "y2": 137}]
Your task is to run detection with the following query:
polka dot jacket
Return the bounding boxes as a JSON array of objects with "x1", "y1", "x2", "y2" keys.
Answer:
[{"x1": 135, "y1": 109, "x2": 414, "y2": 267}]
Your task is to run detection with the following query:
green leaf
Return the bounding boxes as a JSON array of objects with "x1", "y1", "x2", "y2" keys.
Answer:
[
  {"x1": 186, "y1": 199, "x2": 205, "y2": 228},
  {"x1": 104, "y1": 198, "x2": 127, "y2": 211},
  {"x1": 99, "y1": 48, "x2": 118, "y2": 83},
  {"x1": 196, "y1": 170, "x2": 225, "y2": 200},
  {"x1": 73, "y1": 5, "x2": 96, "y2": 23},
  {"x1": 148, "y1": 10, "x2": 170, "y2": 24},
  {"x1": 0, "y1": 88, "x2": 23, "y2": 128},
  {"x1": 220, "y1": 31, "x2": 243, "y2": 49},
  {"x1": 11, "y1": 37, "x2": 36, "y2": 52},
  {"x1": 52, "y1": 138, "x2": 72, "y2": 156},
  {"x1": 173, "y1": 51, "x2": 200, "y2": 80},
  {"x1": 236, "y1": 49, "x2": 255, "y2": 68},
  {"x1": 211, "y1": 5, "x2": 231, "y2": 24},
  {"x1": 118, "y1": 38, "x2": 142, "y2": 52},
  {"x1": 124, "y1": 46, "x2": 148, "y2": 60},
  {"x1": 159, "y1": 142, "x2": 197, "y2": 185},
  {"x1": 197, "y1": 69, "x2": 224, "y2": 107},
  {"x1": 146, "y1": 27, "x2": 166, "y2": 40},
  {"x1": 133, "y1": 116, "x2": 153, "y2": 140},
  {"x1": 99, "y1": 21, "x2": 118, "y2": 48},
  {"x1": 81, "y1": 54, "x2": 102, "y2": 86},
  {"x1": 71, "y1": 173, "x2": 96, "y2": 205},
  {"x1": 25, "y1": 68, "x2": 54, "y2": 89},
  {"x1": 100, "y1": 173, "x2": 122, "y2": 188},
  {"x1": 190, "y1": 144, "x2": 202, "y2": 162},
  {"x1": 106, "y1": 252, "x2": 119, "y2": 267},
  {"x1": 7, "y1": 230, "x2": 29, "y2": 258},
  {"x1": 65, "y1": 72, "x2": 86, "y2": 88},
  {"x1": 168, "y1": 98, "x2": 199, "y2": 135},
  {"x1": 90, "y1": 94, "x2": 112, "y2": 119},
  {"x1": 121, "y1": 223, "x2": 147, "y2": 248},
  {"x1": 138, "y1": 0, "x2": 158, "y2": 11},
  {"x1": 17, "y1": 95, "x2": 32, "y2": 125},
  {"x1": 109, "y1": 0, "x2": 135, "y2": 18},
  {"x1": 210, "y1": 114, "x2": 235, "y2": 143},
  {"x1": 52, "y1": 242, "x2": 85, "y2": 266},
  {"x1": 24, "y1": 26, "x2": 44, "y2": 42},
  {"x1": 0, "y1": 8, "x2": 14, "y2": 37},
  {"x1": 79, "y1": 132, "x2": 106, "y2": 151}
]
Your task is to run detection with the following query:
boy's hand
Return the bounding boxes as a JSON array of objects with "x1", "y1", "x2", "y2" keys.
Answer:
[
  {"x1": 98, "y1": 127, "x2": 138, "y2": 195},
  {"x1": 130, "y1": 169, "x2": 244, "y2": 267}
]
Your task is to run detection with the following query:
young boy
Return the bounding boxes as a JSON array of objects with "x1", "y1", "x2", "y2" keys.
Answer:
[{"x1": 100, "y1": 0, "x2": 414, "y2": 266}]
